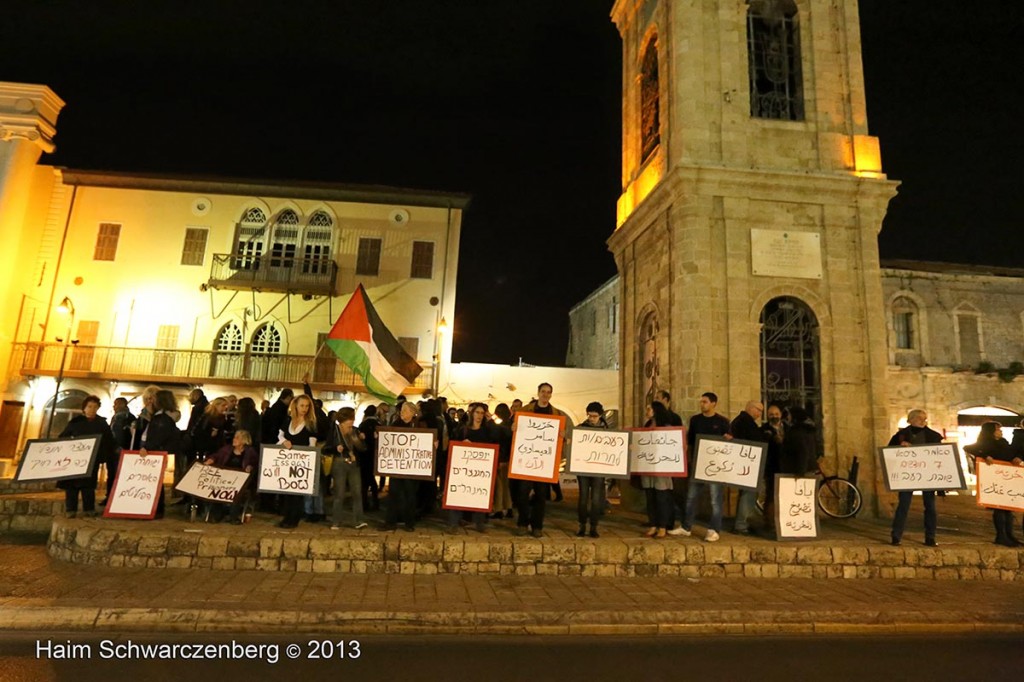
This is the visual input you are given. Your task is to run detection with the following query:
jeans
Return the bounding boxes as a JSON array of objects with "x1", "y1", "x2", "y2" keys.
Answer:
[
  {"x1": 734, "y1": 488, "x2": 758, "y2": 531},
  {"x1": 683, "y1": 479, "x2": 723, "y2": 532},
  {"x1": 891, "y1": 490, "x2": 936, "y2": 542},
  {"x1": 331, "y1": 459, "x2": 364, "y2": 526},
  {"x1": 577, "y1": 476, "x2": 605, "y2": 528}
]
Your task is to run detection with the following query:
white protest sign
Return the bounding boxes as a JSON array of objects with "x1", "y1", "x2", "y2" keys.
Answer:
[
  {"x1": 692, "y1": 436, "x2": 766, "y2": 491},
  {"x1": 176, "y1": 463, "x2": 250, "y2": 503},
  {"x1": 376, "y1": 427, "x2": 436, "y2": 481},
  {"x1": 104, "y1": 451, "x2": 167, "y2": 519},
  {"x1": 443, "y1": 442, "x2": 499, "y2": 512},
  {"x1": 879, "y1": 443, "x2": 966, "y2": 492},
  {"x1": 568, "y1": 428, "x2": 631, "y2": 479},
  {"x1": 258, "y1": 445, "x2": 319, "y2": 496},
  {"x1": 628, "y1": 427, "x2": 687, "y2": 477},
  {"x1": 508, "y1": 412, "x2": 566, "y2": 484},
  {"x1": 976, "y1": 460, "x2": 1024, "y2": 513},
  {"x1": 15, "y1": 436, "x2": 100, "y2": 482},
  {"x1": 775, "y1": 475, "x2": 819, "y2": 540}
]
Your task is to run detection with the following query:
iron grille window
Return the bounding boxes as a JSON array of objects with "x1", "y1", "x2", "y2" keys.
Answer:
[
  {"x1": 233, "y1": 208, "x2": 267, "y2": 270},
  {"x1": 747, "y1": 1, "x2": 804, "y2": 121},
  {"x1": 181, "y1": 227, "x2": 209, "y2": 266},
  {"x1": 93, "y1": 223, "x2": 121, "y2": 261},
  {"x1": 640, "y1": 37, "x2": 660, "y2": 163},
  {"x1": 215, "y1": 323, "x2": 243, "y2": 353},
  {"x1": 410, "y1": 241, "x2": 434, "y2": 279},
  {"x1": 356, "y1": 238, "x2": 382, "y2": 276},
  {"x1": 251, "y1": 324, "x2": 282, "y2": 355}
]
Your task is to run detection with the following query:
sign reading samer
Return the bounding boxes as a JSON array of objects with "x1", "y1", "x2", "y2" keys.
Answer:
[
  {"x1": 258, "y1": 445, "x2": 319, "y2": 496},
  {"x1": 879, "y1": 443, "x2": 966, "y2": 492},
  {"x1": 375, "y1": 427, "x2": 436, "y2": 481},
  {"x1": 104, "y1": 451, "x2": 166, "y2": 519},
  {"x1": 976, "y1": 459, "x2": 1024, "y2": 513},
  {"x1": 15, "y1": 435, "x2": 100, "y2": 482},
  {"x1": 508, "y1": 412, "x2": 566, "y2": 484}
]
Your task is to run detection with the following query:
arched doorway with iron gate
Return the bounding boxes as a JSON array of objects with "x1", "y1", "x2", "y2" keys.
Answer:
[{"x1": 760, "y1": 296, "x2": 822, "y2": 440}]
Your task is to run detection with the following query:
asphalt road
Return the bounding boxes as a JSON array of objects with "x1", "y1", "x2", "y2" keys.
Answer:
[{"x1": 0, "y1": 633, "x2": 1021, "y2": 681}]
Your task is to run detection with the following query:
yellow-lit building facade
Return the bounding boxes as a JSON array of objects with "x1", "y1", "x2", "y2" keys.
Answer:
[{"x1": 0, "y1": 82, "x2": 467, "y2": 456}]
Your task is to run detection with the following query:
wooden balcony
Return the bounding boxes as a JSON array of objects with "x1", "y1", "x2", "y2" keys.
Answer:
[
  {"x1": 208, "y1": 254, "x2": 338, "y2": 296},
  {"x1": 9, "y1": 343, "x2": 433, "y2": 394}
]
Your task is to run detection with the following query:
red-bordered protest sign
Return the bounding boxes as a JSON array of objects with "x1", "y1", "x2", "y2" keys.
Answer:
[
  {"x1": 628, "y1": 427, "x2": 687, "y2": 477},
  {"x1": 508, "y1": 412, "x2": 565, "y2": 484},
  {"x1": 976, "y1": 459, "x2": 1024, "y2": 513},
  {"x1": 104, "y1": 451, "x2": 167, "y2": 519}
]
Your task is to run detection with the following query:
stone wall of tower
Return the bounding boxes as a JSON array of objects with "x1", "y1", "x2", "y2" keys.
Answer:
[{"x1": 609, "y1": 1, "x2": 898, "y2": 513}]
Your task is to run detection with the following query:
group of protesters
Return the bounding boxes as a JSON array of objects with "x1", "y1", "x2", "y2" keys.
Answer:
[{"x1": 54, "y1": 381, "x2": 1024, "y2": 547}]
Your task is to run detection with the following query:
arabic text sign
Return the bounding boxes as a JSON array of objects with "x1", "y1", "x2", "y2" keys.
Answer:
[
  {"x1": 568, "y1": 429, "x2": 630, "y2": 479},
  {"x1": 104, "y1": 451, "x2": 166, "y2": 519},
  {"x1": 176, "y1": 463, "x2": 250, "y2": 503},
  {"x1": 879, "y1": 443, "x2": 966, "y2": 492},
  {"x1": 508, "y1": 412, "x2": 565, "y2": 483},
  {"x1": 628, "y1": 427, "x2": 687, "y2": 477},
  {"x1": 375, "y1": 427, "x2": 436, "y2": 481},
  {"x1": 692, "y1": 436, "x2": 765, "y2": 490},
  {"x1": 976, "y1": 460, "x2": 1024, "y2": 513},
  {"x1": 775, "y1": 475, "x2": 819, "y2": 540},
  {"x1": 443, "y1": 442, "x2": 499, "y2": 512},
  {"x1": 15, "y1": 436, "x2": 100, "y2": 482},
  {"x1": 258, "y1": 445, "x2": 319, "y2": 496}
]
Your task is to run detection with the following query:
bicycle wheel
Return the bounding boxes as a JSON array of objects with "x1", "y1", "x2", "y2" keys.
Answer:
[{"x1": 817, "y1": 476, "x2": 862, "y2": 518}]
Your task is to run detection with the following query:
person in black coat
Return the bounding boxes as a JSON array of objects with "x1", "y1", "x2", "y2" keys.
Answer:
[
  {"x1": 730, "y1": 400, "x2": 768, "y2": 534},
  {"x1": 780, "y1": 406, "x2": 818, "y2": 476},
  {"x1": 58, "y1": 395, "x2": 115, "y2": 517},
  {"x1": 965, "y1": 421, "x2": 1022, "y2": 547},
  {"x1": 137, "y1": 389, "x2": 183, "y2": 519},
  {"x1": 887, "y1": 409, "x2": 944, "y2": 547},
  {"x1": 261, "y1": 388, "x2": 293, "y2": 445},
  {"x1": 101, "y1": 396, "x2": 135, "y2": 505}
]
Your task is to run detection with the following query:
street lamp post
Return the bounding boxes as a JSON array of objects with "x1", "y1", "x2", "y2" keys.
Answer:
[{"x1": 46, "y1": 296, "x2": 76, "y2": 438}]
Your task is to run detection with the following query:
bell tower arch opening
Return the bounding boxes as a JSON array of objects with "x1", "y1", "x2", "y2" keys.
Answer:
[{"x1": 760, "y1": 296, "x2": 821, "y2": 429}]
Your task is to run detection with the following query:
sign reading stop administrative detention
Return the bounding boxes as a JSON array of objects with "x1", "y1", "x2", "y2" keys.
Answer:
[
  {"x1": 258, "y1": 445, "x2": 319, "y2": 496},
  {"x1": 879, "y1": 443, "x2": 966, "y2": 492},
  {"x1": 376, "y1": 427, "x2": 436, "y2": 481}
]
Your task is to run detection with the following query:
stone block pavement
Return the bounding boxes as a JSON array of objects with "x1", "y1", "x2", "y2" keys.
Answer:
[{"x1": 1, "y1": 533, "x2": 1022, "y2": 636}]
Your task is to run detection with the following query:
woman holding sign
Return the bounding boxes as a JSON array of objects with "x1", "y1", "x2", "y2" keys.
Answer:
[
  {"x1": 58, "y1": 395, "x2": 115, "y2": 518},
  {"x1": 204, "y1": 429, "x2": 258, "y2": 524},
  {"x1": 641, "y1": 402, "x2": 675, "y2": 539},
  {"x1": 965, "y1": 421, "x2": 1022, "y2": 547},
  {"x1": 277, "y1": 395, "x2": 319, "y2": 529},
  {"x1": 325, "y1": 407, "x2": 369, "y2": 530},
  {"x1": 137, "y1": 389, "x2": 184, "y2": 519},
  {"x1": 383, "y1": 401, "x2": 421, "y2": 532},
  {"x1": 448, "y1": 403, "x2": 496, "y2": 533}
]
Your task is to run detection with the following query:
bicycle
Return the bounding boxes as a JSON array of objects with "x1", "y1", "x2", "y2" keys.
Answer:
[{"x1": 815, "y1": 457, "x2": 862, "y2": 518}]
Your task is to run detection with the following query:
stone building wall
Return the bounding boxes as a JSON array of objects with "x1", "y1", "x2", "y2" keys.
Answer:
[{"x1": 566, "y1": 276, "x2": 620, "y2": 370}]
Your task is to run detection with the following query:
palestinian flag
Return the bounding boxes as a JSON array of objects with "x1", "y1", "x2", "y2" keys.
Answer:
[{"x1": 325, "y1": 285, "x2": 423, "y2": 403}]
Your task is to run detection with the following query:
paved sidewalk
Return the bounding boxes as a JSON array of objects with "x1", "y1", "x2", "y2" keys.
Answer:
[{"x1": 1, "y1": 535, "x2": 1021, "y2": 636}]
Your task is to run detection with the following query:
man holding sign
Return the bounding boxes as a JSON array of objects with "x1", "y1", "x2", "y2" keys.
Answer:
[
  {"x1": 510, "y1": 383, "x2": 570, "y2": 538},
  {"x1": 887, "y1": 410, "x2": 943, "y2": 547}
]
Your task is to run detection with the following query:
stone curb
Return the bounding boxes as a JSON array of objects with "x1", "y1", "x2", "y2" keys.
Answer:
[{"x1": 2, "y1": 606, "x2": 1022, "y2": 636}]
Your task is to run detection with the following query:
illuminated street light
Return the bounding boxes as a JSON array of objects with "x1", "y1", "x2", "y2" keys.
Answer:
[{"x1": 46, "y1": 297, "x2": 77, "y2": 437}]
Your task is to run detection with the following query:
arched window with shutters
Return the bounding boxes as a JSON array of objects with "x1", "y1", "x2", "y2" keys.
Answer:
[
  {"x1": 302, "y1": 210, "x2": 333, "y2": 275},
  {"x1": 747, "y1": 0, "x2": 804, "y2": 121},
  {"x1": 251, "y1": 323, "x2": 282, "y2": 355},
  {"x1": 233, "y1": 207, "x2": 267, "y2": 270},
  {"x1": 249, "y1": 322, "x2": 284, "y2": 382},
  {"x1": 891, "y1": 296, "x2": 919, "y2": 351},
  {"x1": 211, "y1": 322, "x2": 244, "y2": 378},
  {"x1": 269, "y1": 209, "x2": 300, "y2": 272}
]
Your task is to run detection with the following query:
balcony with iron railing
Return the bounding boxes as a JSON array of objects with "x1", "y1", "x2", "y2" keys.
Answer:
[
  {"x1": 8, "y1": 342, "x2": 433, "y2": 394},
  {"x1": 209, "y1": 254, "x2": 338, "y2": 296}
]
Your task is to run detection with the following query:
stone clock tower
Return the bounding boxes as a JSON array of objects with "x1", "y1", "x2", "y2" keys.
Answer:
[{"x1": 608, "y1": 0, "x2": 898, "y2": 511}]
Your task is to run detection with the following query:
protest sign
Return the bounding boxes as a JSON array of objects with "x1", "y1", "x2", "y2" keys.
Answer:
[
  {"x1": 258, "y1": 445, "x2": 319, "y2": 496},
  {"x1": 104, "y1": 451, "x2": 166, "y2": 519},
  {"x1": 774, "y1": 475, "x2": 819, "y2": 540},
  {"x1": 692, "y1": 436, "x2": 766, "y2": 491},
  {"x1": 879, "y1": 443, "x2": 966, "y2": 492},
  {"x1": 442, "y1": 441, "x2": 499, "y2": 512},
  {"x1": 15, "y1": 436, "x2": 100, "y2": 482},
  {"x1": 508, "y1": 412, "x2": 565, "y2": 484},
  {"x1": 976, "y1": 459, "x2": 1024, "y2": 513},
  {"x1": 375, "y1": 427, "x2": 436, "y2": 481},
  {"x1": 628, "y1": 427, "x2": 687, "y2": 477},
  {"x1": 176, "y1": 463, "x2": 250, "y2": 503},
  {"x1": 568, "y1": 428, "x2": 631, "y2": 479}
]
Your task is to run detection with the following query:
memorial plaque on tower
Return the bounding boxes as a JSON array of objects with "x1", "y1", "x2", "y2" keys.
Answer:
[{"x1": 750, "y1": 229, "x2": 823, "y2": 279}]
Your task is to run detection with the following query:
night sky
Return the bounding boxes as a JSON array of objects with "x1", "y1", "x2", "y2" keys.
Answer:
[{"x1": 2, "y1": 2, "x2": 1020, "y2": 366}]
